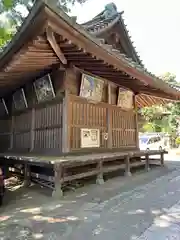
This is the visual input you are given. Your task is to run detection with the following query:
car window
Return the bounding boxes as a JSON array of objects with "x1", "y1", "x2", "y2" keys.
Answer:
[
  {"x1": 148, "y1": 138, "x2": 154, "y2": 144},
  {"x1": 157, "y1": 137, "x2": 161, "y2": 142},
  {"x1": 154, "y1": 137, "x2": 158, "y2": 143},
  {"x1": 140, "y1": 137, "x2": 149, "y2": 144}
]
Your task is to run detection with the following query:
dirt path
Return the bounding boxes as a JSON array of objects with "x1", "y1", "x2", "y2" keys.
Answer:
[{"x1": 0, "y1": 165, "x2": 176, "y2": 239}]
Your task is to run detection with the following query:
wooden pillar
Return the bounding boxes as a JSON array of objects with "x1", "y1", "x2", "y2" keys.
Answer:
[
  {"x1": 134, "y1": 94, "x2": 139, "y2": 149},
  {"x1": 125, "y1": 155, "x2": 131, "y2": 176},
  {"x1": 107, "y1": 83, "x2": 112, "y2": 148},
  {"x1": 160, "y1": 152, "x2": 165, "y2": 166},
  {"x1": 52, "y1": 163, "x2": 63, "y2": 198},
  {"x1": 145, "y1": 153, "x2": 150, "y2": 171},
  {"x1": 61, "y1": 67, "x2": 71, "y2": 154},
  {"x1": 9, "y1": 115, "x2": 14, "y2": 150},
  {"x1": 23, "y1": 162, "x2": 31, "y2": 187},
  {"x1": 62, "y1": 90, "x2": 69, "y2": 153},
  {"x1": 96, "y1": 160, "x2": 104, "y2": 185},
  {"x1": 30, "y1": 108, "x2": 35, "y2": 152}
]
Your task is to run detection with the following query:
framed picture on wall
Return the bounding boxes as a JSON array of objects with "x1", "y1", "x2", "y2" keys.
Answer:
[
  {"x1": 34, "y1": 74, "x2": 55, "y2": 103},
  {"x1": 0, "y1": 98, "x2": 8, "y2": 117},
  {"x1": 117, "y1": 87, "x2": 134, "y2": 110},
  {"x1": 79, "y1": 73, "x2": 104, "y2": 102},
  {"x1": 13, "y1": 88, "x2": 28, "y2": 111}
]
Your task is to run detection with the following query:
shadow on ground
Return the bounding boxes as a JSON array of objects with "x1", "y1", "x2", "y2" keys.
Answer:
[{"x1": 0, "y1": 161, "x2": 178, "y2": 239}]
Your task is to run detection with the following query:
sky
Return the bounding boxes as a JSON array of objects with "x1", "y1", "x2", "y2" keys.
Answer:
[{"x1": 71, "y1": 0, "x2": 180, "y2": 80}]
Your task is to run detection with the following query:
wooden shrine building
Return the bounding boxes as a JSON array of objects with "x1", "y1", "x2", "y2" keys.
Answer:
[{"x1": 0, "y1": 1, "x2": 179, "y2": 158}]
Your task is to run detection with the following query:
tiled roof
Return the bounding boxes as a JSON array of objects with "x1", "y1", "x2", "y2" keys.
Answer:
[
  {"x1": 93, "y1": 40, "x2": 177, "y2": 95},
  {"x1": 82, "y1": 13, "x2": 120, "y2": 32},
  {"x1": 81, "y1": 5, "x2": 143, "y2": 66},
  {"x1": 79, "y1": 5, "x2": 179, "y2": 96},
  {"x1": 170, "y1": 84, "x2": 180, "y2": 91}
]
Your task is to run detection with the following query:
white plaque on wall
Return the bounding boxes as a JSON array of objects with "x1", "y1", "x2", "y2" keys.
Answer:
[{"x1": 81, "y1": 128, "x2": 100, "y2": 148}]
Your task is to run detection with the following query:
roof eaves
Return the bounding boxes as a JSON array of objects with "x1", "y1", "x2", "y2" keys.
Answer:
[
  {"x1": 118, "y1": 14, "x2": 143, "y2": 66},
  {"x1": 30, "y1": 2, "x2": 180, "y2": 98},
  {"x1": 0, "y1": 1, "x2": 179, "y2": 99},
  {"x1": 82, "y1": 7, "x2": 143, "y2": 66},
  {"x1": 0, "y1": 0, "x2": 46, "y2": 70}
]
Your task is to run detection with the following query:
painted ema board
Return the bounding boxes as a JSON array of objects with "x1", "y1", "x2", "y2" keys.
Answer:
[
  {"x1": 0, "y1": 98, "x2": 8, "y2": 117},
  {"x1": 81, "y1": 128, "x2": 100, "y2": 148},
  {"x1": 117, "y1": 88, "x2": 134, "y2": 110},
  {"x1": 79, "y1": 73, "x2": 104, "y2": 102},
  {"x1": 34, "y1": 74, "x2": 55, "y2": 103},
  {"x1": 13, "y1": 88, "x2": 28, "y2": 111}
]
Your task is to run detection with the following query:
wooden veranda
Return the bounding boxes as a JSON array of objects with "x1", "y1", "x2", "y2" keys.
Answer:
[{"x1": 0, "y1": 1, "x2": 178, "y2": 196}]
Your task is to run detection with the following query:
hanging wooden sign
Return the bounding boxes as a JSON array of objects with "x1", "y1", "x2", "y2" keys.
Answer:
[
  {"x1": 13, "y1": 88, "x2": 28, "y2": 111},
  {"x1": 34, "y1": 74, "x2": 55, "y2": 103},
  {"x1": 0, "y1": 98, "x2": 8, "y2": 117},
  {"x1": 79, "y1": 73, "x2": 104, "y2": 103},
  {"x1": 117, "y1": 88, "x2": 134, "y2": 110}
]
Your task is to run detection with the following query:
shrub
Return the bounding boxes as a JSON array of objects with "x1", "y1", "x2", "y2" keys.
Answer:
[{"x1": 175, "y1": 137, "x2": 180, "y2": 145}]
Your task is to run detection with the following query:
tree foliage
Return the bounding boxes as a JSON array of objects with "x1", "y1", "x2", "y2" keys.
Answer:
[
  {"x1": 0, "y1": 0, "x2": 87, "y2": 49},
  {"x1": 159, "y1": 72, "x2": 177, "y2": 85},
  {"x1": 140, "y1": 73, "x2": 180, "y2": 136}
]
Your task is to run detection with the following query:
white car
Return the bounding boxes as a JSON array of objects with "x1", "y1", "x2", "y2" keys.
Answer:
[{"x1": 139, "y1": 135, "x2": 165, "y2": 151}]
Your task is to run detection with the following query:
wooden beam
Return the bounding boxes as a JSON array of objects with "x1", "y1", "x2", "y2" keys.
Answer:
[
  {"x1": 62, "y1": 90, "x2": 69, "y2": 153},
  {"x1": 75, "y1": 63, "x2": 110, "y2": 68},
  {"x1": 134, "y1": 95, "x2": 139, "y2": 149},
  {"x1": 107, "y1": 83, "x2": 112, "y2": 149},
  {"x1": 30, "y1": 108, "x2": 35, "y2": 152},
  {"x1": 46, "y1": 26, "x2": 67, "y2": 65},
  {"x1": 71, "y1": 60, "x2": 104, "y2": 64},
  {"x1": 9, "y1": 115, "x2": 14, "y2": 150},
  {"x1": 63, "y1": 52, "x2": 86, "y2": 56},
  {"x1": 138, "y1": 95, "x2": 151, "y2": 107}
]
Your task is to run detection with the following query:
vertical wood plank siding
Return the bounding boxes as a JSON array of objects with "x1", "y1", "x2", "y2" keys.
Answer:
[
  {"x1": 69, "y1": 96, "x2": 108, "y2": 150},
  {"x1": 13, "y1": 112, "x2": 31, "y2": 150},
  {"x1": 0, "y1": 101, "x2": 63, "y2": 154},
  {"x1": 69, "y1": 95, "x2": 136, "y2": 151},
  {"x1": 0, "y1": 118, "x2": 11, "y2": 151},
  {"x1": 34, "y1": 102, "x2": 63, "y2": 153},
  {"x1": 112, "y1": 107, "x2": 136, "y2": 148}
]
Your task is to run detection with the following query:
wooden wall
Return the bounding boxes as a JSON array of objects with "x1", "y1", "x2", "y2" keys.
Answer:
[
  {"x1": 0, "y1": 68, "x2": 65, "y2": 155},
  {"x1": 68, "y1": 95, "x2": 136, "y2": 152},
  {"x1": 69, "y1": 95, "x2": 108, "y2": 151},
  {"x1": 33, "y1": 102, "x2": 63, "y2": 153},
  {"x1": 13, "y1": 111, "x2": 31, "y2": 151},
  {"x1": 65, "y1": 67, "x2": 137, "y2": 152},
  {"x1": 8, "y1": 101, "x2": 63, "y2": 154},
  {"x1": 0, "y1": 117, "x2": 11, "y2": 152},
  {"x1": 111, "y1": 106, "x2": 136, "y2": 148},
  {"x1": 0, "y1": 66, "x2": 138, "y2": 155}
]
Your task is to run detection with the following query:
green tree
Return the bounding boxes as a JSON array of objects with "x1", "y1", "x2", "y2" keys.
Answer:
[
  {"x1": 140, "y1": 72, "x2": 180, "y2": 135},
  {"x1": 159, "y1": 72, "x2": 177, "y2": 85},
  {"x1": 0, "y1": 0, "x2": 87, "y2": 49},
  {"x1": 140, "y1": 105, "x2": 170, "y2": 133}
]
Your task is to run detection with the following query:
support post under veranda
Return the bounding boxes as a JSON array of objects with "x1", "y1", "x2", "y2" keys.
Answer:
[
  {"x1": 52, "y1": 163, "x2": 63, "y2": 198},
  {"x1": 23, "y1": 161, "x2": 31, "y2": 187},
  {"x1": 125, "y1": 155, "x2": 132, "y2": 177}
]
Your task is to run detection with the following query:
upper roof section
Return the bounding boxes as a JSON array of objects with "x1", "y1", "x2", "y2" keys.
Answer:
[
  {"x1": 0, "y1": 0, "x2": 179, "y2": 104},
  {"x1": 81, "y1": 3, "x2": 142, "y2": 65}
]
